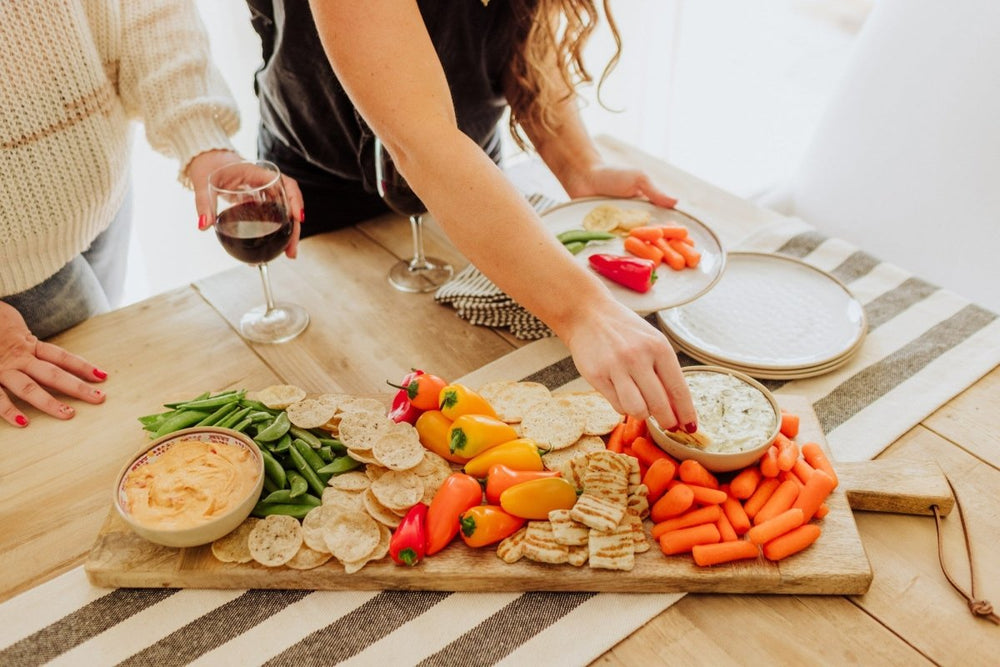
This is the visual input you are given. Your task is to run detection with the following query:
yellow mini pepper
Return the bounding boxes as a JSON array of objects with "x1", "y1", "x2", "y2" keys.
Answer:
[
  {"x1": 414, "y1": 410, "x2": 469, "y2": 464},
  {"x1": 463, "y1": 438, "x2": 544, "y2": 478},
  {"x1": 438, "y1": 383, "x2": 498, "y2": 420},
  {"x1": 448, "y1": 414, "x2": 518, "y2": 458},
  {"x1": 499, "y1": 477, "x2": 579, "y2": 520}
]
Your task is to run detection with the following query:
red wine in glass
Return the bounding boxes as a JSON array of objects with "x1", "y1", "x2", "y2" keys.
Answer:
[{"x1": 215, "y1": 201, "x2": 292, "y2": 265}]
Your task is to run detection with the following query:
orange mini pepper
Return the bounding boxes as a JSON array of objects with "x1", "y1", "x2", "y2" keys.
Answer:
[
  {"x1": 448, "y1": 414, "x2": 518, "y2": 458},
  {"x1": 458, "y1": 505, "x2": 525, "y2": 548},
  {"x1": 414, "y1": 410, "x2": 468, "y2": 464},
  {"x1": 464, "y1": 439, "x2": 544, "y2": 478},
  {"x1": 426, "y1": 473, "x2": 484, "y2": 555},
  {"x1": 499, "y1": 477, "x2": 578, "y2": 520},
  {"x1": 484, "y1": 464, "x2": 561, "y2": 504},
  {"x1": 438, "y1": 383, "x2": 498, "y2": 420}
]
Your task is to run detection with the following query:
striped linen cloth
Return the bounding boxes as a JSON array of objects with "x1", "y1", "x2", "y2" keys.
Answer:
[
  {"x1": 3, "y1": 214, "x2": 998, "y2": 666},
  {"x1": 433, "y1": 194, "x2": 555, "y2": 340}
]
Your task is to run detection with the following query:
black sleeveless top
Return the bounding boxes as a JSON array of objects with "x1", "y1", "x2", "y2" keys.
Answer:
[{"x1": 246, "y1": 0, "x2": 519, "y2": 199}]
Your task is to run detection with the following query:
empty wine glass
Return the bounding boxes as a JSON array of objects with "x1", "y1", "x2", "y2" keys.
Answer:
[
  {"x1": 374, "y1": 137, "x2": 453, "y2": 292},
  {"x1": 208, "y1": 160, "x2": 309, "y2": 343}
]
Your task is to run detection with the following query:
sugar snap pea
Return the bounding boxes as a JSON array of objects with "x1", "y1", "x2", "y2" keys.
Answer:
[
  {"x1": 289, "y1": 426, "x2": 322, "y2": 449},
  {"x1": 216, "y1": 406, "x2": 251, "y2": 430},
  {"x1": 556, "y1": 229, "x2": 616, "y2": 244},
  {"x1": 317, "y1": 446, "x2": 334, "y2": 464},
  {"x1": 287, "y1": 472, "x2": 309, "y2": 498},
  {"x1": 259, "y1": 447, "x2": 287, "y2": 489},
  {"x1": 152, "y1": 409, "x2": 209, "y2": 439},
  {"x1": 196, "y1": 401, "x2": 239, "y2": 427},
  {"x1": 292, "y1": 438, "x2": 331, "y2": 482},
  {"x1": 255, "y1": 412, "x2": 291, "y2": 442},
  {"x1": 316, "y1": 455, "x2": 363, "y2": 476},
  {"x1": 563, "y1": 241, "x2": 586, "y2": 255},
  {"x1": 287, "y1": 443, "x2": 327, "y2": 496},
  {"x1": 239, "y1": 398, "x2": 275, "y2": 413},
  {"x1": 232, "y1": 417, "x2": 253, "y2": 433},
  {"x1": 249, "y1": 411, "x2": 273, "y2": 423},
  {"x1": 271, "y1": 433, "x2": 292, "y2": 454},
  {"x1": 260, "y1": 489, "x2": 321, "y2": 506},
  {"x1": 173, "y1": 390, "x2": 244, "y2": 411},
  {"x1": 162, "y1": 391, "x2": 210, "y2": 409},
  {"x1": 262, "y1": 475, "x2": 279, "y2": 495},
  {"x1": 318, "y1": 437, "x2": 347, "y2": 454},
  {"x1": 250, "y1": 502, "x2": 315, "y2": 520}
]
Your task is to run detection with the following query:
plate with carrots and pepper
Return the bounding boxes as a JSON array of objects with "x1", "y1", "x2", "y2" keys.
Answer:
[{"x1": 542, "y1": 197, "x2": 726, "y2": 314}]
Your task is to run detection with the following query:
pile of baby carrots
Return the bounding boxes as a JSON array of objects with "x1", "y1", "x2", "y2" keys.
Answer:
[
  {"x1": 607, "y1": 410, "x2": 838, "y2": 566},
  {"x1": 622, "y1": 225, "x2": 700, "y2": 271}
]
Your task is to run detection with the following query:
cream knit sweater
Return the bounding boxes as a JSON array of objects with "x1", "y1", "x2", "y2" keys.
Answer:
[{"x1": 0, "y1": 0, "x2": 240, "y2": 296}]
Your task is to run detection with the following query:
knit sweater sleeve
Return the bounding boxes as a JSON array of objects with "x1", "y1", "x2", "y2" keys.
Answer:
[{"x1": 117, "y1": 0, "x2": 240, "y2": 185}]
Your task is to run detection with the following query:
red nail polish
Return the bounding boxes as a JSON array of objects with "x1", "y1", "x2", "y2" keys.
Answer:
[
  {"x1": 198, "y1": 214, "x2": 208, "y2": 230},
  {"x1": 15, "y1": 415, "x2": 27, "y2": 426},
  {"x1": 93, "y1": 368, "x2": 107, "y2": 380},
  {"x1": 298, "y1": 208, "x2": 305, "y2": 223},
  {"x1": 684, "y1": 422, "x2": 698, "y2": 434}
]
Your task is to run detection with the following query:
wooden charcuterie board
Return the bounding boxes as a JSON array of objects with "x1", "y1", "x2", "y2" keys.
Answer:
[{"x1": 84, "y1": 394, "x2": 952, "y2": 595}]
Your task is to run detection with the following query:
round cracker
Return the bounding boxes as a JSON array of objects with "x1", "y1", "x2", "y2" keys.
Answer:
[
  {"x1": 541, "y1": 434, "x2": 607, "y2": 470},
  {"x1": 211, "y1": 517, "x2": 261, "y2": 564},
  {"x1": 248, "y1": 514, "x2": 303, "y2": 567},
  {"x1": 554, "y1": 391, "x2": 623, "y2": 435},
  {"x1": 253, "y1": 384, "x2": 307, "y2": 410},
  {"x1": 338, "y1": 410, "x2": 393, "y2": 450},
  {"x1": 338, "y1": 397, "x2": 388, "y2": 415},
  {"x1": 370, "y1": 470, "x2": 423, "y2": 512},
  {"x1": 322, "y1": 486, "x2": 366, "y2": 513},
  {"x1": 582, "y1": 203, "x2": 624, "y2": 232},
  {"x1": 520, "y1": 398, "x2": 587, "y2": 450},
  {"x1": 286, "y1": 397, "x2": 339, "y2": 429},
  {"x1": 616, "y1": 207, "x2": 653, "y2": 230},
  {"x1": 363, "y1": 488, "x2": 403, "y2": 528},
  {"x1": 479, "y1": 380, "x2": 552, "y2": 423},
  {"x1": 341, "y1": 523, "x2": 391, "y2": 574},
  {"x1": 302, "y1": 505, "x2": 334, "y2": 552},
  {"x1": 411, "y1": 450, "x2": 452, "y2": 477},
  {"x1": 328, "y1": 470, "x2": 371, "y2": 492},
  {"x1": 322, "y1": 511, "x2": 381, "y2": 563},
  {"x1": 372, "y1": 426, "x2": 424, "y2": 471},
  {"x1": 285, "y1": 544, "x2": 333, "y2": 570}
]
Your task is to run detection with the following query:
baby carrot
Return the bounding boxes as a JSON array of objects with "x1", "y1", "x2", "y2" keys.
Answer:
[
  {"x1": 627, "y1": 226, "x2": 664, "y2": 242},
  {"x1": 686, "y1": 484, "x2": 728, "y2": 505},
  {"x1": 667, "y1": 238, "x2": 701, "y2": 269},
  {"x1": 722, "y1": 496, "x2": 752, "y2": 535},
  {"x1": 658, "y1": 225, "x2": 689, "y2": 240},
  {"x1": 779, "y1": 410, "x2": 800, "y2": 439},
  {"x1": 716, "y1": 511, "x2": 739, "y2": 542},
  {"x1": 801, "y1": 442, "x2": 839, "y2": 489},
  {"x1": 762, "y1": 523, "x2": 822, "y2": 561},
  {"x1": 678, "y1": 459, "x2": 719, "y2": 489},
  {"x1": 605, "y1": 420, "x2": 626, "y2": 453},
  {"x1": 791, "y1": 468, "x2": 836, "y2": 522},
  {"x1": 814, "y1": 503, "x2": 830, "y2": 519},
  {"x1": 774, "y1": 433, "x2": 799, "y2": 472},
  {"x1": 759, "y1": 445, "x2": 780, "y2": 478},
  {"x1": 624, "y1": 236, "x2": 664, "y2": 265},
  {"x1": 659, "y1": 523, "x2": 721, "y2": 555},
  {"x1": 651, "y1": 504, "x2": 722, "y2": 538},
  {"x1": 650, "y1": 483, "x2": 695, "y2": 523},
  {"x1": 653, "y1": 238, "x2": 687, "y2": 271},
  {"x1": 748, "y1": 508, "x2": 805, "y2": 545},
  {"x1": 792, "y1": 457, "x2": 815, "y2": 485},
  {"x1": 743, "y1": 477, "x2": 781, "y2": 520},
  {"x1": 729, "y1": 466, "x2": 762, "y2": 500},
  {"x1": 692, "y1": 540, "x2": 760, "y2": 567},
  {"x1": 630, "y1": 435, "x2": 670, "y2": 467},
  {"x1": 779, "y1": 470, "x2": 804, "y2": 490},
  {"x1": 752, "y1": 479, "x2": 801, "y2": 525},
  {"x1": 642, "y1": 458, "x2": 677, "y2": 505},
  {"x1": 621, "y1": 414, "x2": 647, "y2": 446}
]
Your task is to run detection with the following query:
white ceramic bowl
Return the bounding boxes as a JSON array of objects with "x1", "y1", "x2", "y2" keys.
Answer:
[
  {"x1": 647, "y1": 366, "x2": 781, "y2": 473},
  {"x1": 114, "y1": 427, "x2": 264, "y2": 548}
]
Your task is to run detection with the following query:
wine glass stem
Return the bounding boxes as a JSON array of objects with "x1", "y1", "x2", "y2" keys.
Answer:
[
  {"x1": 409, "y1": 214, "x2": 430, "y2": 270},
  {"x1": 257, "y1": 262, "x2": 277, "y2": 314}
]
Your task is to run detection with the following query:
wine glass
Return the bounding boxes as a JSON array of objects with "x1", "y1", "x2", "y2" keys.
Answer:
[
  {"x1": 208, "y1": 160, "x2": 309, "y2": 343},
  {"x1": 374, "y1": 137, "x2": 454, "y2": 292}
]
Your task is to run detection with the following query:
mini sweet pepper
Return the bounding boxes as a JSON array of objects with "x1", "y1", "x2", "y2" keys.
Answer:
[
  {"x1": 448, "y1": 414, "x2": 518, "y2": 457},
  {"x1": 463, "y1": 439, "x2": 545, "y2": 478},
  {"x1": 389, "y1": 502, "x2": 428, "y2": 566},
  {"x1": 588, "y1": 253, "x2": 658, "y2": 293}
]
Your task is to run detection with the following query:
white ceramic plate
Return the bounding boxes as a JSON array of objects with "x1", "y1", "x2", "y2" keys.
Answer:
[
  {"x1": 658, "y1": 252, "x2": 867, "y2": 371},
  {"x1": 541, "y1": 198, "x2": 725, "y2": 314}
]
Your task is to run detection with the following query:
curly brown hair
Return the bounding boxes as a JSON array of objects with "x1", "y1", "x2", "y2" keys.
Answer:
[{"x1": 504, "y1": 0, "x2": 622, "y2": 150}]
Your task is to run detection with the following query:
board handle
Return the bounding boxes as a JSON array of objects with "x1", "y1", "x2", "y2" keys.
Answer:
[{"x1": 836, "y1": 459, "x2": 954, "y2": 517}]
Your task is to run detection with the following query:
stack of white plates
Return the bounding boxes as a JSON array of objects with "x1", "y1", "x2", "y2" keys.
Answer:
[{"x1": 657, "y1": 252, "x2": 867, "y2": 380}]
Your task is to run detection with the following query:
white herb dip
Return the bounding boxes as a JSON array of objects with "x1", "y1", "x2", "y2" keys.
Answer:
[{"x1": 686, "y1": 371, "x2": 777, "y2": 454}]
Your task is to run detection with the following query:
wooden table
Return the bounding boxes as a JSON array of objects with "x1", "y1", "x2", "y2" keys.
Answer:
[{"x1": 2, "y1": 137, "x2": 997, "y2": 664}]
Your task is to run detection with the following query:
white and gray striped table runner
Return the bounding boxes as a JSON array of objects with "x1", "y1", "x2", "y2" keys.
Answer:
[{"x1": 3, "y1": 213, "x2": 998, "y2": 666}]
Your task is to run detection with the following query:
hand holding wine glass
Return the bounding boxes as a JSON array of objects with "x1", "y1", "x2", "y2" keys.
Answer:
[
  {"x1": 374, "y1": 138, "x2": 453, "y2": 292},
  {"x1": 208, "y1": 160, "x2": 309, "y2": 343}
]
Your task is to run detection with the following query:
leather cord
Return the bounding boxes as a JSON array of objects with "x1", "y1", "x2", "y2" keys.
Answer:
[{"x1": 931, "y1": 476, "x2": 999, "y2": 624}]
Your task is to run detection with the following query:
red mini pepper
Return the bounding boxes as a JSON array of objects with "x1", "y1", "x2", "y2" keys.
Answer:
[
  {"x1": 389, "y1": 502, "x2": 428, "y2": 566},
  {"x1": 387, "y1": 371, "x2": 449, "y2": 411},
  {"x1": 588, "y1": 253, "x2": 658, "y2": 293}
]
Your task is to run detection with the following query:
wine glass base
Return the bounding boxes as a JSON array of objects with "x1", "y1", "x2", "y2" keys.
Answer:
[
  {"x1": 239, "y1": 303, "x2": 310, "y2": 343},
  {"x1": 388, "y1": 257, "x2": 454, "y2": 293}
]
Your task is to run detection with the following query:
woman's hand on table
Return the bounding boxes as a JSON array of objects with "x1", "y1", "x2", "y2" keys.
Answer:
[
  {"x1": 562, "y1": 163, "x2": 678, "y2": 209},
  {"x1": 0, "y1": 302, "x2": 106, "y2": 428},
  {"x1": 186, "y1": 149, "x2": 306, "y2": 259},
  {"x1": 562, "y1": 298, "x2": 697, "y2": 433}
]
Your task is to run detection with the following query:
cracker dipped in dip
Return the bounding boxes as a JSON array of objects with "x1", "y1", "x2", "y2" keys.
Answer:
[
  {"x1": 121, "y1": 437, "x2": 260, "y2": 530},
  {"x1": 684, "y1": 370, "x2": 777, "y2": 454}
]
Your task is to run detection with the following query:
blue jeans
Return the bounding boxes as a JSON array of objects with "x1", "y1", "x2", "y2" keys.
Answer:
[{"x1": 2, "y1": 191, "x2": 132, "y2": 340}]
